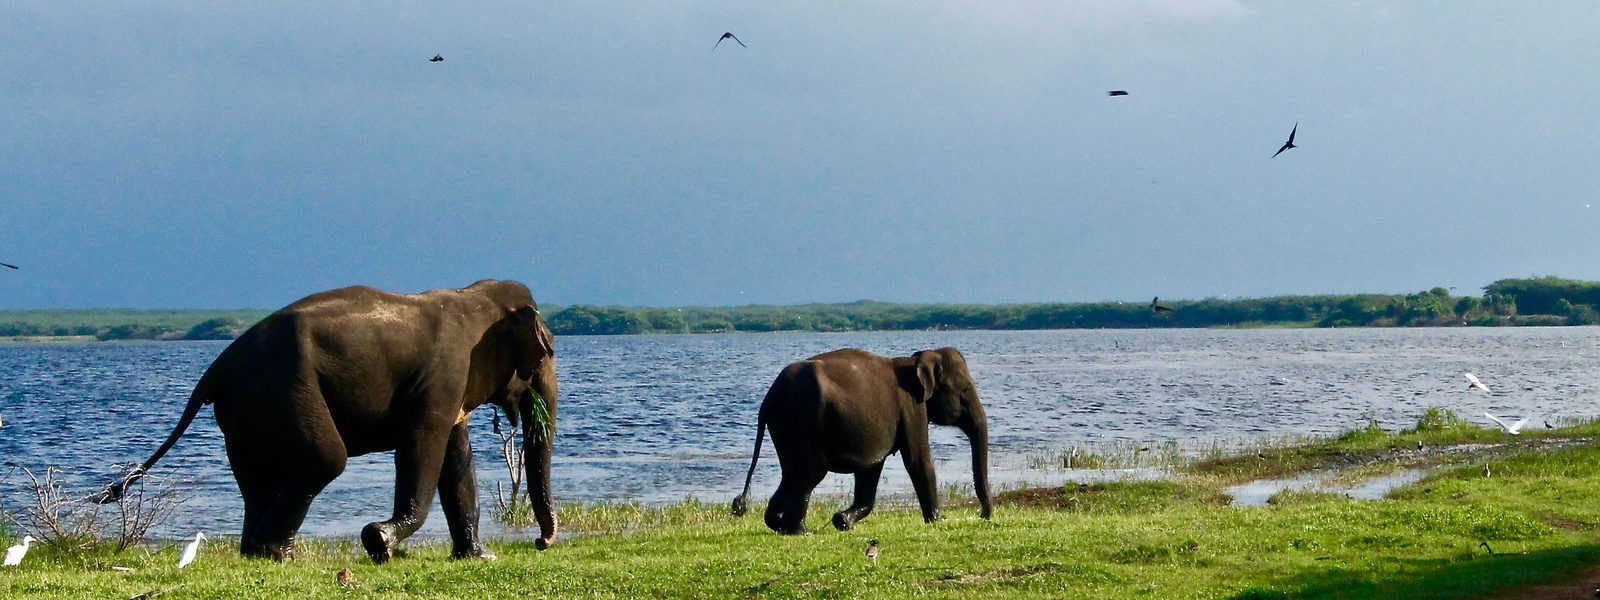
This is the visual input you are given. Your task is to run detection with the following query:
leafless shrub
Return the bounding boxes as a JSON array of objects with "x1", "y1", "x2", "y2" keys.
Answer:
[
  {"x1": 491, "y1": 410, "x2": 534, "y2": 526},
  {"x1": 1, "y1": 465, "x2": 188, "y2": 553},
  {"x1": 7, "y1": 466, "x2": 103, "y2": 550},
  {"x1": 106, "y1": 465, "x2": 188, "y2": 552}
]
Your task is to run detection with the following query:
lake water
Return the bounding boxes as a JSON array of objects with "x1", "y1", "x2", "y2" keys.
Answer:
[{"x1": 3, "y1": 327, "x2": 1598, "y2": 539}]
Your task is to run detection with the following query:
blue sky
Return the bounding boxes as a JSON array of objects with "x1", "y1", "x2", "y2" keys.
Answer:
[{"x1": 2, "y1": 2, "x2": 1598, "y2": 309}]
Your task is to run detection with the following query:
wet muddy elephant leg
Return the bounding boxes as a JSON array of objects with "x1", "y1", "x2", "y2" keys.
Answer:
[
  {"x1": 832, "y1": 461, "x2": 885, "y2": 531},
  {"x1": 439, "y1": 420, "x2": 494, "y2": 560}
]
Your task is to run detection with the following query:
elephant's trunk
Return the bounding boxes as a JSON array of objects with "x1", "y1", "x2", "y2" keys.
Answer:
[
  {"x1": 522, "y1": 357, "x2": 559, "y2": 550},
  {"x1": 959, "y1": 401, "x2": 993, "y2": 519}
]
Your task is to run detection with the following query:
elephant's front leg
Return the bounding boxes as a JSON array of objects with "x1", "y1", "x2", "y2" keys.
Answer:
[
  {"x1": 832, "y1": 461, "x2": 885, "y2": 531},
  {"x1": 901, "y1": 441, "x2": 942, "y2": 523},
  {"x1": 362, "y1": 426, "x2": 452, "y2": 564},
  {"x1": 439, "y1": 420, "x2": 494, "y2": 559}
]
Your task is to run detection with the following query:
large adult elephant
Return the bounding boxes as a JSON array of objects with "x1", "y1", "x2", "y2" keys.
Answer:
[
  {"x1": 95, "y1": 280, "x2": 559, "y2": 562},
  {"x1": 730, "y1": 347, "x2": 993, "y2": 533}
]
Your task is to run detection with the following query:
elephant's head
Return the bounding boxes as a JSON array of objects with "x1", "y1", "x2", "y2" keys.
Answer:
[
  {"x1": 495, "y1": 302, "x2": 560, "y2": 549},
  {"x1": 911, "y1": 347, "x2": 993, "y2": 519}
]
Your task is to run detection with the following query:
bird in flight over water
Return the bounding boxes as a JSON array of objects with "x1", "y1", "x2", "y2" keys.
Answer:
[
  {"x1": 1271, "y1": 122, "x2": 1298, "y2": 158},
  {"x1": 1484, "y1": 412, "x2": 1528, "y2": 435},
  {"x1": 1107, "y1": 90, "x2": 1129, "y2": 96},
  {"x1": 0, "y1": 262, "x2": 16, "y2": 270},
  {"x1": 1151, "y1": 297, "x2": 1173, "y2": 313},
  {"x1": 429, "y1": 54, "x2": 444, "y2": 62},
  {"x1": 1462, "y1": 372, "x2": 1491, "y2": 393},
  {"x1": 714, "y1": 32, "x2": 747, "y2": 50}
]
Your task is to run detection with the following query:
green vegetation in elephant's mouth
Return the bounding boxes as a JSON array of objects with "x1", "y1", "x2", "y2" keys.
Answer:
[{"x1": 526, "y1": 385, "x2": 552, "y2": 444}]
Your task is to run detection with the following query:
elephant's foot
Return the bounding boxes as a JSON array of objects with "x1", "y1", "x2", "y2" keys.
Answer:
[
  {"x1": 831, "y1": 512, "x2": 855, "y2": 531},
  {"x1": 921, "y1": 508, "x2": 942, "y2": 524},
  {"x1": 241, "y1": 539, "x2": 295, "y2": 562},
  {"x1": 450, "y1": 543, "x2": 496, "y2": 560},
  {"x1": 361, "y1": 523, "x2": 396, "y2": 564}
]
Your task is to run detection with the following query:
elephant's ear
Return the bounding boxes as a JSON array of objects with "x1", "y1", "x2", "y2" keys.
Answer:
[
  {"x1": 514, "y1": 304, "x2": 555, "y2": 358},
  {"x1": 912, "y1": 350, "x2": 941, "y2": 404}
]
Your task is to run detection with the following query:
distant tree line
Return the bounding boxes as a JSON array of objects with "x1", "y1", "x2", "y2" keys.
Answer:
[
  {"x1": 0, "y1": 309, "x2": 268, "y2": 341},
  {"x1": 543, "y1": 276, "x2": 1600, "y2": 335},
  {"x1": 3, "y1": 277, "x2": 1598, "y2": 341}
]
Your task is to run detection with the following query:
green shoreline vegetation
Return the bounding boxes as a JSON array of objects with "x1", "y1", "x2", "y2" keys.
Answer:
[
  {"x1": 3, "y1": 276, "x2": 1599, "y2": 342},
  {"x1": 5, "y1": 409, "x2": 1600, "y2": 598}
]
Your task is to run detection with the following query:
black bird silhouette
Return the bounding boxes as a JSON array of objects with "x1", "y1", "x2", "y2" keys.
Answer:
[
  {"x1": 1271, "y1": 122, "x2": 1298, "y2": 158},
  {"x1": 714, "y1": 32, "x2": 747, "y2": 51},
  {"x1": 1151, "y1": 297, "x2": 1173, "y2": 313},
  {"x1": 429, "y1": 54, "x2": 444, "y2": 62},
  {"x1": 0, "y1": 262, "x2": 16, "y2": 270},
  {"x1": 1107, "y1": 90, "x2": 1129, "y2": 96}
]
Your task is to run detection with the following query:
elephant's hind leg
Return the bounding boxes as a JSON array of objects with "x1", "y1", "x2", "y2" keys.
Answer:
[
  {"x1": 764, "y1": 467, "x2": 826, "y2": 535},
  {"x1": 231, "y1": 434, "x2": 346, "y2": 560},
  {"x1": 832, "y1": 461, "x2": 886, "y2": 531},
  {"x1": 439, "y1": 421, "x2": 493, "y2": 560}
]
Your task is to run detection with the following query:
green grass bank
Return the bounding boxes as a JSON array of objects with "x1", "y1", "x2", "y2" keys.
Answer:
[{"x1": 5, "y1": 417, "x2": 1600, "y2": 599}]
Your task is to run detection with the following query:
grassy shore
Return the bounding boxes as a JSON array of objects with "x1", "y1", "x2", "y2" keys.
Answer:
[{"x1": 5, "y1": 417, "x2": 1600, "y2": 599}]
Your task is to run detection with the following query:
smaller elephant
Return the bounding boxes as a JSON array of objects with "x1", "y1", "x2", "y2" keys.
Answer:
[{"x1": 731, "y1": 347, "x2": 992, "y2": 533}]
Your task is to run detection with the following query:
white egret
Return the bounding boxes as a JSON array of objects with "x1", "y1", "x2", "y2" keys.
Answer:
[
  {"x1": 177, "y1": 532, "x2": 205, "y2": 568},
  {"x1": 1463, "y1": 373, "x2": 1491, "y2": 393},
  {"x1": 1484, "y1": 412, "x2": 1528, "y2": 435},
  {"x1": 3, "y1": 536, "x2": 34, "y2": 567}
]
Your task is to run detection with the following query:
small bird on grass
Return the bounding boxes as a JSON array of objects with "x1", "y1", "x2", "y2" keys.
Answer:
[
  {"x1": 337, "y1": 568, "x2": 359, "y2": 588},
  {"x1": 1151, "y1": 297, "x2": 1173, "y2": 313},
  {"x1": 865, "y1": 539, "x2": 879, "y2": 562},
  {"x1": 1484, "y1": 412, "x2": 1528, "y2": 435},
  {"x1": 1271, "y1": 122, "x2": 1298, "y2": 158},
  {"x1": 714, "y1": 32, "x2": 746, "y2": 50},
  {"x1": 4, "y1": 536, "x2": 34, "y2": 567},
  {"x1": 1462, "y1": 372, "x2": 1491, "y2": 393},
  {"x1": 177, "y1": 532, "x2": 205, "y2": 568},
  {"x1": 429, "y1": 54, "x2": 444, "y2": 62}
]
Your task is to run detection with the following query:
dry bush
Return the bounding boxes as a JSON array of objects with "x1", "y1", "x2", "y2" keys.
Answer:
[{"x1": 1, "y1": 464, "x2": 188, "y2": 553}]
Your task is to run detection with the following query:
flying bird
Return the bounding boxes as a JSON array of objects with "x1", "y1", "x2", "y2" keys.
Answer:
[
  {"x1": 1151, "y1": 297, "x2": 1173, "y2": 313},
  {"x1": 177, "y1": 532, "x2": 206, "y2": 568},
  {"x1": 1484, "y1": 412, "x2": 1528, "y2": 435},
  {"x1": 1271, "y1": 122, "x2": 1298, "y2": 158},
  {"x1": 429, "y1": 54, "x2": 444, "y2": 62},
  {"x1": 1463, "y1": 372, "x2": 1491, "y2": 393},
  {"x1": 714, "y1": 32, "x2": 747, "y2": 50},
  {"x1": 865, "y1": 539, "x2": 879, "y2": 562},
  {"x1": 1107, "y1": 90, "x2": 1129, "y2": 96},
  {"x1": 0, "y1": 262, "x2": 16, "y2": 269},
  {"x1": 337, "y1": 568, "x2": 359, "y2": 588},
  {"x1": 3, "y1": 536, "x2": 34, "y2": 567}
]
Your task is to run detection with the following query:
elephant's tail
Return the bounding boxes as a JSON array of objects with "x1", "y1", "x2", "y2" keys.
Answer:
[
  {"x1": 91, "y1": 368, "x2": 217, "y2": 504},
  {"x1": 729, "y1": 415, "x2": 766, "y2": 517}
]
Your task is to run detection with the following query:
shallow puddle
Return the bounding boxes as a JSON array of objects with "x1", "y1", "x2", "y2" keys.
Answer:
[{"x1": 1226, "y1": 467, "x2": 1436, "y2": 506}]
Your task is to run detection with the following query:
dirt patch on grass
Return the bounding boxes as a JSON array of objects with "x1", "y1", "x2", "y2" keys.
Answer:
[
  {"x1": 1536, "y1": 514, "x2": 1594, "y2": 532},
  {"x1": 1482, "y1": 564, "x2": 1600, "y2": 600},
  {"x1": 936, "y1": 562, "x2": 1070, "y2": 584},
  {"x1": 998, "y1": 484, "x2": 1103, "y2": 508}
]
